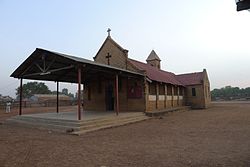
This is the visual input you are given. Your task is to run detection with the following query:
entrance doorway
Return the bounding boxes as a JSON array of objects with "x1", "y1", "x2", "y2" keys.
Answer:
[{"x1": 105, "y1": 84, "x2": 114, "y2": 111}]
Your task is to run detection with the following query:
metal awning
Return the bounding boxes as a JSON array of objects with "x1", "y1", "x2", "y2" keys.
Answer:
[{"x1": 11, "y1": 48, "x2": 144, "y2": 83}]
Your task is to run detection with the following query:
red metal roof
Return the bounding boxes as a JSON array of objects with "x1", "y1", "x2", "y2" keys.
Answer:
[
  {"x1": 129, "y1": 59, "x2": 204, "y2": 86},
  {"x1": 176, "y1": 72, "x2": 203, "y2": 86},
  {"x1": 129, "y1": 59, "x2": 183, "y2": 86}
]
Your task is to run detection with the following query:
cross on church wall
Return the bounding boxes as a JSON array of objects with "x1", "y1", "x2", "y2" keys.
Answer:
[{"x1": 106, "y1": 53, "x2": 112, "y2": 65}]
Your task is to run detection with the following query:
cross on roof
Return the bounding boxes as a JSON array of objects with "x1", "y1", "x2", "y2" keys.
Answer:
[
  {"x1": 106, "y1": 53, "x2": 112, "y2": 65},
  {"x1": 107, "y1": 28, "x2": 111, "y2": 36}
]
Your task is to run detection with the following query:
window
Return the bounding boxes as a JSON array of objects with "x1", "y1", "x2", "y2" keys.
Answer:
[
  {"x1": 179, "y1": 87, "x2": 183, "y2": 95},
  {"x1": 159, "y1": 84, "x2": 165, "y2": 95},
  {"x1": 127, "y1": 82, "x2": 142, "y2": 98},
  {"x1": 167, "y1": 85, "x2": 172, "y2": 95},
  {"x1": 174, "y1": 86, "x2": 178, "y2": 95},
  {"x1": 149, "y1": 83, "x2": 156, "y2": 95},
  {"x1": 192, "y1": 88, "x2": 196, "y2": 97}
]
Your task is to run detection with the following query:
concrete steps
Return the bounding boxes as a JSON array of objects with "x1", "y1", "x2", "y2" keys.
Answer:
[
  {"x1": 72, "y1": 114, "x2": 149, "y2": 135},
  {"x1": 5, "y1": 112, "x2": 150, "y2": 135},
  {"x1": 145, "y1": 106, "x2": 191, "y2": 117}
]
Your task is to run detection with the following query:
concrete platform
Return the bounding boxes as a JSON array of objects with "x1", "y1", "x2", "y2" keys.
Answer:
[
  {"x1": 5, "y1": 111, "x2": 151, "y2": 135},
  {"x1": 5, "y1": 107, "x2": 190, "y2": 135},
  {"x1": 145, "y1": 106, "x2": 191, "y2": 117},
  {"x1": 18, "y1": 111, "x2": 122, "y2": 121}
]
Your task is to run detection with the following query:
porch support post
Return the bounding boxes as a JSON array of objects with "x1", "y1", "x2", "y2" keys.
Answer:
[
  {"x1": 115, "y1": 74, "x2": 119, "y2": 115},
  {"x1": 177, "y1": 86, "x2": 180, "y2": 106},
  {"x1": 144, "y1": 77, "x2": 148, "y2": 112},
  {"x1": 182, "y1": 87, "x2": 185, "y2": 105},
  {"x1": 171, "y1": 85, "x2": 174, "y2": 107},
  {"x1": 19, "y1": 78, "x2": 23, "y2": 115},
  {"x1": 164, "y1": 84, "x2": 167, "y2": 108},
  {"x1": 156, "y1": 83, "x2": 159, "y2": 109},
  {"x1": 56, "y1": 81, "x2": 59, "y2": 113},
  {"x1": 77, "y1": 67, "x2": 82, "y2": 120}
]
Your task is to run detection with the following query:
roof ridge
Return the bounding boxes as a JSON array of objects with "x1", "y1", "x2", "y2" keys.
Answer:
[
  {"x1": 130, "y1": 58, "x2": 175, "y2": 75},
  {"x1": 108, "y1": 36, "x2": 126, "y2": 51},
  {"x1": 93, "y1": 36, "x2": 127, "y2": 60},
  {"x1": 129, "y1": 58, "x2": 145, "y2": 64},
  {"x1": 129, "y1": 58, "x2": 183, "y2": 85},
  {"x1": 177, "y1": 71, "x2": 203, "y2": 76}
]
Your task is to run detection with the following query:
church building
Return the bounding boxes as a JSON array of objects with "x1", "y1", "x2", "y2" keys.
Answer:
[
  {"x1": 83, "y1": 33, "x2": 211, "y2": 112},
  {"x1": 11, "y1": 31, "x2": 211, "y2": 120}
]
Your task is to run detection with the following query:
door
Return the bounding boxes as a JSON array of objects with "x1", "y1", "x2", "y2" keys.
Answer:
[{"x1": 105, "y1": 84, "x2": 114, "y2": 111}]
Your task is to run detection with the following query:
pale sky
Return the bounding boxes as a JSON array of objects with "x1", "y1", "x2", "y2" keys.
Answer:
[{"x1": 0, "y1": 0, "x2": 250, "y2": 98}]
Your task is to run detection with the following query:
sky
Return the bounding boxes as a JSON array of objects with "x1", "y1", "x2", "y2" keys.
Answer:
[{"x1": 0, "y1": 0, "x2": 250, "y2": 98}]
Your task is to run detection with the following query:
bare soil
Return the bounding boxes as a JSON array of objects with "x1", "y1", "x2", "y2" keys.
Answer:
[{"x1": 0, "y1": 102, "x2": 250, "y2": 167}]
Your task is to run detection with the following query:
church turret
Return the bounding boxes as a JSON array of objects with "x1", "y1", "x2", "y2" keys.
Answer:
[{"x1": 146, "y1": 50, "x2": 161, "y2": 69}]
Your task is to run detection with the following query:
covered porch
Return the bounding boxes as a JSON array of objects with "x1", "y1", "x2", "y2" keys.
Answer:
[{"x1": 11, "y1": 48, "x2": 144, "y2": 120}]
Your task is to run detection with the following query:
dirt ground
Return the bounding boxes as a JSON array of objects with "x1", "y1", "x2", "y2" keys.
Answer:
[{"x1": 0, "y1": 102, "x2": 249, "y2": 167}]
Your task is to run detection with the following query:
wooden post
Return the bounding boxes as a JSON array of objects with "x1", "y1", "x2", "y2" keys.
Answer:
[
  {"x1": 164, "y1": 84, "x2": 167, "y2": 108},
  {"x1": 171, "y1": 85, "x2": 174, "y2": 107},
  {"x1": 177, "y1": 86, "x2": 180, "y2": 106},
  {"x1": 56, "y1": 81, "x2": 59, "y2": 113},
  {"x1": 115, "y1": 74, "x2": 119, "y2": 115},
  {"x1": 182, "y1": 87, "x2": 185, "y2": 105},
  {"x1": 156, "y1": 83, "x2": 159, "y2": 109},
  {"x1": 144, "y1": 77, "x2": 148, "y2": 112},
  {"x1": 77, "y1": 67, "x2": 82, "y2": 120},
  {"x1": 19, "y1": 78, "x2": 23, "y2": 115}
]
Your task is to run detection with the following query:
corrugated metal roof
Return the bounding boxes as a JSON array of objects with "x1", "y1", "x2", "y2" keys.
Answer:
[
  {"x1": 129, "y1": 59, "x2": 183, "y2": 85},
  {"x1": 47, "y1": 49, "x2": 142, "y2": 75},
  {"x1": 129, "y1": 58, "x2": 204, "y2": 86},
  {"x1": 11, "y1": 48, "x2": 143, "y2": 80},
  {"x1": 176, "y1": 72, "x2": 203, "y2": 86},
  {"x1": 11, "y1": 47, "x2": 204, "y2": 86}
]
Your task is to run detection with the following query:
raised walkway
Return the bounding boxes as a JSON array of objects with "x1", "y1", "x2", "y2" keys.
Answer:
[
  {"x1": 5, "y1": 106, "x2": 190, "y2": 135},
  {"x1": 145, "y1": 106, "x2": 191, "y2": 117},
  {"x1": 6, "y1": 111, "x2": 151, "y2": 135}
]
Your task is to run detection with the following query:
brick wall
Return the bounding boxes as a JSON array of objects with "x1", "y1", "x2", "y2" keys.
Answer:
[
  {"x1": 185, "y1": 70, "x2": 211, "y2": 109},
  {"x1": 83, "y1": 76, "x2": 145, "y2": 112},
  {"x1": 94, "y1": 37, "x2": 127, "y2": 69},
  {"x1": 145, "y1": 82, "x2": 185, "y2": 112}
]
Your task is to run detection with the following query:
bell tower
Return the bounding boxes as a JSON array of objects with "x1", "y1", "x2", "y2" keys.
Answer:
[{"x1": 146, "y1": 50, "x2": 161, "y2": 69}]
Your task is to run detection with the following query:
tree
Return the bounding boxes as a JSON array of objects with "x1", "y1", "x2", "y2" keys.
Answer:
[
  {"x1": 61, "y1": 88, "x2": 74, "y2": 99},
  {"x1": 62, "y1": 88, "x2": 68, "y2": 95},
  {"x1": 16, "y1": 82, "x2": 51, "y2": 98},
  {"x1": 245, "y1": 87, "x2": 250, "y2": 97},
  {"x1": 211, "y1": 86, "x2": 250, "y2": 100}
]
